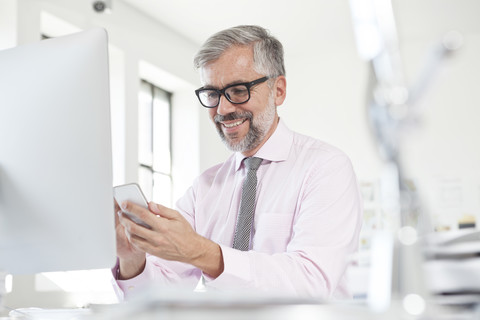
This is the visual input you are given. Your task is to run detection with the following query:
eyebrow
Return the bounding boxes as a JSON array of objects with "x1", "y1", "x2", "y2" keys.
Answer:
[{"x1": 201, "y1": 79, "x2": 249, "y2": 90}]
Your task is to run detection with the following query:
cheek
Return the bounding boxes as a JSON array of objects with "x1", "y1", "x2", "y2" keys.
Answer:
[
  {"x1": 207, "y1": 108, "x2": 217, "y2": 121},
  {"x1": 249, "y1": 97, "x2": 269, "y2": 115}
]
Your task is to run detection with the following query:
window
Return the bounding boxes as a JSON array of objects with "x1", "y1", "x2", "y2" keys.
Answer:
[{"x1": 138, "y1": 80, "x2": 173, "y2": 207}]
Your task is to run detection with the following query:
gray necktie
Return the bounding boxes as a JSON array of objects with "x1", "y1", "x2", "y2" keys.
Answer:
[{"x1": 233, "y1": 157, "x2": 263, "y2": 251}]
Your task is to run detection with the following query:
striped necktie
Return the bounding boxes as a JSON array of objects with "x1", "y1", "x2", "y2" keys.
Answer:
[{"x1": 232, "y1": 157, "x2": 263, "y2": 251}]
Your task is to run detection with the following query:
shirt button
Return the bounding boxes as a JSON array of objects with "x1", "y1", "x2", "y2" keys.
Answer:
[{"x1": 128, "y1": 286, "x2": 135, "y2": 290}]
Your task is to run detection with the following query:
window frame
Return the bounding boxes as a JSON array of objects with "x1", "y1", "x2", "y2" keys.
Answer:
[{"x1": 138, "y1": 79, "x2": 173, "y2": 207}]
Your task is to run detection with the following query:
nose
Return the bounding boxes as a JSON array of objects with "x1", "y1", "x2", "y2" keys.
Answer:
[{"x1": 216, "y1": 94, "x2": 236, "y2": 116}]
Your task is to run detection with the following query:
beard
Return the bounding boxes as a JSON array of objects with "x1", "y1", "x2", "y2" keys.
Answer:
[{"x1": 213, "y1": 94, "x2": 276, "y2": 153}]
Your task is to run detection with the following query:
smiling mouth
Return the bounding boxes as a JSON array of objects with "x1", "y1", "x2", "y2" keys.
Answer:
[{"x1": 221, "y1": 118, "x2": 247, "y2": 128}]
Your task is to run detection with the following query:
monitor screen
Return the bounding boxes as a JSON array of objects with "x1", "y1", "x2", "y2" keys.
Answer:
[{"x1": 0, "y1": 28, "x2": 116, "y2": 274}]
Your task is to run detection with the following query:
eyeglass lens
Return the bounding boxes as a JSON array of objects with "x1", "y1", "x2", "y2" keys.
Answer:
[{"x1": 198, "y1": 84, "x2": 250, "y2": 107}]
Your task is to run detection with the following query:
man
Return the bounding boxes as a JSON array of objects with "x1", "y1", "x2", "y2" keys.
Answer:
[{"x1": 114, "y1": 25, "x2": 362, "y2": 300}]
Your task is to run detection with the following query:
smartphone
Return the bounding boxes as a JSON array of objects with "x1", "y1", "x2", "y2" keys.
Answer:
[{"x1": 113, "y1": 183, "x2": 151, "y2": 228}]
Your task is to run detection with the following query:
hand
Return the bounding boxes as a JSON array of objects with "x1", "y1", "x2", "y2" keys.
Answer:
[
  {"x1": 114, "y1": 200, "x2": 146, "y2": 279},
  {"x1": 119, "y1": 201, "x2": 224, "y2": 278}
]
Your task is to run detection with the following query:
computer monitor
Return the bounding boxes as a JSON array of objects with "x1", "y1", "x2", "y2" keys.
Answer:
[{"x1": 0, "y1": 28, "x2": 116, "y2": 274}]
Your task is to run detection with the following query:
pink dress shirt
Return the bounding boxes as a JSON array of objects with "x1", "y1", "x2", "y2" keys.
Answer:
[{"x1": 115, "y1": 120, "x2": 362, "y2": 300}]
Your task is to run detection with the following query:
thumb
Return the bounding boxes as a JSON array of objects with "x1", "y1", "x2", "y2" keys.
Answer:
[
  {"x1": 114, "y1": 200, "x2": 121, "y2": 226},
  {"x1": 148, "y1": 202, "x2": 177, "y2": 219}
]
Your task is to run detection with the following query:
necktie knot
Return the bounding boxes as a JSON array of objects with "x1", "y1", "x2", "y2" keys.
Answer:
[{"x1": 244, "y1": 157, "x2": 262, "y2": 171}]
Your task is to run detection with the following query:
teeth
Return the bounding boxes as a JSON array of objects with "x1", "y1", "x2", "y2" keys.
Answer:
[{"x1": 223, "y1": 120, "x2": 244, "y2": 128}]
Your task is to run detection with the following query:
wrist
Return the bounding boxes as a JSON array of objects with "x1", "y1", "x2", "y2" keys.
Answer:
[
  {"x1": 191, "y1": 237, "x2": 224, "y2": 278},
  {"x1": 118, "y1": 256, "x2": 146, "y2": 280}
]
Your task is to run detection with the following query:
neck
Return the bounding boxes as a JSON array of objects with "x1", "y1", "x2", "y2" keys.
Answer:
[{"x1": 241, "y1": 116, "x2": 280, "y2": 157}]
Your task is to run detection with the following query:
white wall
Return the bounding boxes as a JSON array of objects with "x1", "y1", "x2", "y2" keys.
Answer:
[
  {"x1": 193, "y1": 0, "x2": 480, "y2": 232},
  {"x1": 1, "y1": 0, "x2": 201, "y2": 311},
  {"x1": 2, "y1": 0, "x2": 480, "y2": 310},
  {"x1": 2, "y1": 0, "x2": 478, "y2": 232},
  {"x1": 0, "y1": 0, "x2": 201, "y2": 189},
  {"x1": 393, "y1": 0, "x2": 480, "y2": 228},
  {"x1": 6, "y1": 0, "x2": 475, "y2": 231},
  {"x1": 280, "y1": 0, "x2": 480, "y2": 232},
  {"x1": 0, "y1": 0, "x2": 17, "y2": 50}
]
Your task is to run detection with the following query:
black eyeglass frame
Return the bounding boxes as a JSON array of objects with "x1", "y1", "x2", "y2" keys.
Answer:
[{"x1": 195, "y1": 76, "x2": 269, "y2": 108}]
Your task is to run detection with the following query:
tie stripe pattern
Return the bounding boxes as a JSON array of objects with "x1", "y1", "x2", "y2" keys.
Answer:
[{"x1": 232, "y1": 157, "x2": 263, "y2": 251}]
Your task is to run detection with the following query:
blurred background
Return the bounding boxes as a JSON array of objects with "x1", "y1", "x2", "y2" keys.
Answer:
[{"x1": 1, "y1": 0, "x2": 479, "y2": 312}]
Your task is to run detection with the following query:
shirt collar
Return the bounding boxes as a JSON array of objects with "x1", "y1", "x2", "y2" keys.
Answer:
[{"x1": 234, "y1": 119, "x2": 293, "y2": 171}]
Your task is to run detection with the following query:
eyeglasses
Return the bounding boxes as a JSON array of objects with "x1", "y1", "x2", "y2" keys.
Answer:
[{"x1": 195, "y1": 76, "x2": 269, "y2": 108}]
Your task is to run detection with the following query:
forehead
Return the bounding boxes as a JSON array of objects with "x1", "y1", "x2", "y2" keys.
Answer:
[{"x1": 200, "y1": 46, "x2": 260, "y2": 87}]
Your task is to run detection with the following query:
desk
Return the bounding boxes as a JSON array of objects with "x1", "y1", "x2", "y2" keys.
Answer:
[{"x1": 5, "y1": 300, "x2": 478, "y2": 320}]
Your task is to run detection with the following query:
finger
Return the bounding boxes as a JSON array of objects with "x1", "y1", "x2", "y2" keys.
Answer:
[
  {"x1": 120, "y1": 200, "x2": 146, "y2": 215},
  {"x1": 118, "y1": 210, "x2": 146, "y2": 231},
  {"x1": 113, "y1": 198, "x2": 121, "y2": 225},
  {"x1": 121, "y1": 201, "x2": 168, "y2": 231},
  {"x1": 114, "y1": 198, "x2": 120, "y2": 211},
  {"x1": 120, "y1": 201, "x2": 159, "y2": 225},
  {"x1": 119, "y1": 211, "x2": 158, "y2": 241},
  {"x1": 128, "y1": 234, "x2": 158, "y2": 255},
  {"x1": 126, "y1": 226, "x2": 165, "y2": 256},
  {"x1": 115, "y1": 208, "x2": 123, "y2": 226},
  {"x1": 119, "y1": 201, "x2": 175, "y2": 251},
  {"x1": 117, "y1": 211, "x2": 138, "y2": 230},
  {"x1": 148, "y1": 202, "x2": 178, "y2": 220},
  {"x1": 123, "y1": 229, "x2": 147, "y2": 253},
  {"x1": 124, "y1": 226, "x2": 145, "y2": 243}
]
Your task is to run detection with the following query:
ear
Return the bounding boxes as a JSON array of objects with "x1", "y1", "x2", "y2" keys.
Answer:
[{"x1": 273, "y1": 75, "x2": 287, "y2": 106}]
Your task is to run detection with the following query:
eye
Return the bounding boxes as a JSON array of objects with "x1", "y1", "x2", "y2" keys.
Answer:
[
  {"x1": 203, "y1": 90, "x2": 219, "y2": 99},
  {"x1": 227, "y1": 86, "x2": 248, "y2": 97}
]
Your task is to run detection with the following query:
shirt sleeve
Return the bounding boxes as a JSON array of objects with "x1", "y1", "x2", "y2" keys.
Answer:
[
  {"x1": 113, "y1": 185, "x2": 201, "y2": 300},
  {"x1": 204, "y1": 154, "x2": 363, "y2": 299},
  {"x1": 114, "y1": 254, "x2": 202, "y2": 300}
]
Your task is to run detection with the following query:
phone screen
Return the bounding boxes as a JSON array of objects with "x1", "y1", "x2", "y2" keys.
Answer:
[{"x1": 113, "y1": 183, "x2": 151, "y2": 228}]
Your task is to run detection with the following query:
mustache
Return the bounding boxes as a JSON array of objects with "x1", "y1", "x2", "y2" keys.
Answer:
[{"x1": 214, "y1": 111, "x2": 253, "y2": 124}]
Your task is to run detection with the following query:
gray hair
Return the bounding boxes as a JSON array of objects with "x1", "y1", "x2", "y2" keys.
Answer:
[{"x1": 193, "y1": 25, "x2": 285, "y2": 78}]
